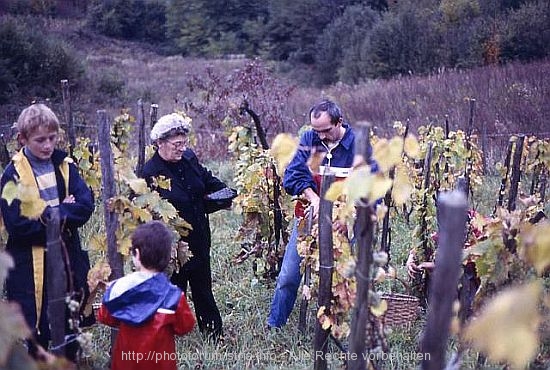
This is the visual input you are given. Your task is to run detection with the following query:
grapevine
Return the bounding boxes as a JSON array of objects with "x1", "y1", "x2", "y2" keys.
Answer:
[{"x1": 228, "y1": 125, "x2": 291, "y2": 279}]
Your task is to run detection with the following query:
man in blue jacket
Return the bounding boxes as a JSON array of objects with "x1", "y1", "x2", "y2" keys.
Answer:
[{"x1": 267, "y1": 99, "x2": 356, "y2": 328}]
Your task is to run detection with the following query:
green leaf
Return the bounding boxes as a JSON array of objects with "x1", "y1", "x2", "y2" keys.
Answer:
[{"x1": 1, "y1": 180, "x2": 17, "y2": 206}]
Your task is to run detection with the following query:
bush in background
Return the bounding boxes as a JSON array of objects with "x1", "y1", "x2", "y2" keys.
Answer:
[
  {"x1": 0, "y1": 16, "x2": 84, "y2": 103},
  {"x1": 86, "y1": 0, "x2": 167, "y2": 43}
]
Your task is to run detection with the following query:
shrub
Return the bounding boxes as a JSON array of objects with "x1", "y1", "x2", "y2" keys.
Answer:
[
  {"x1": 86, "y1": 0, "x2": 167, "y2": 42},
  {"x1": 499, "y1": 0, "x2": 550, "y2": 62},
  {"x1": 0, "y1": 16, "x2": 84, "y2": 103}
]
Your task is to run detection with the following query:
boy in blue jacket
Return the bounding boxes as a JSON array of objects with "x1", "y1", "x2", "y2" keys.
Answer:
[{"x1": 0, "y1": 103, "x2": 95, "y2": 360}]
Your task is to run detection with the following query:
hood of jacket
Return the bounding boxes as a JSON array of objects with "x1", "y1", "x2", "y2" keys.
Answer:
[{"x1": 103, "y1": 272, "x2": 181, "y2": 326}]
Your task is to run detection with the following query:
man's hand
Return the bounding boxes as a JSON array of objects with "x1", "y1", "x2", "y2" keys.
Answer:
[
  {"x1": 302, "y1": 188, "x2": 320, "y2": 219},
  {"x1": 62, "y1": 194, "x2": 75, "y2": 203}
]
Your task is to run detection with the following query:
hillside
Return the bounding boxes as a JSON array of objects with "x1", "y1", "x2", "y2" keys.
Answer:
[{"x1": 1, "y1": 17, "x2": 549, "y2": 162}]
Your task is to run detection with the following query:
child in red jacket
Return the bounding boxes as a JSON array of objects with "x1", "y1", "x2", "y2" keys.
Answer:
[{"x1": 98, "y1": 221, "x2": 195, "y2": 370}]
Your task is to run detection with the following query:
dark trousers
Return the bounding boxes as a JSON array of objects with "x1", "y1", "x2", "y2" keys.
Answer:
[{"x1": 171, "y1": 258, "x2": 222, "y2": 337}]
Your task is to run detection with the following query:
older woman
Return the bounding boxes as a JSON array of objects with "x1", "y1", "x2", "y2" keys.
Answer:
[{"x1": 142, "y1": 113, "x2": 234, "y2": 340}]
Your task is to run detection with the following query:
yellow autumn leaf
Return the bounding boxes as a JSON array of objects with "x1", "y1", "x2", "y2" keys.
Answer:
[
  {"x1": 388, "y1": 136, "x2": 404, "y2": 166},
  {"x1": 325, "y1": 181, "x2": 344, "y2": 202},
  {"x1": 118, "y1": 237, "x2": 132, "y2": 256},
  {"x1": 1, "y1": 181, "x2": 18, "y2": 206},
  {"x1": 520, "y1": 222, "x2": 550, "y2": 275},
  {"x1": 131, "y1": 206, "x2": 153, "y2": 222},
  {"x1": 370, "y1": 299, "x2": 388, "y2": 317},
  {"x1": 372, "y1": 139, "x2": 391, "y2": 172},
  {"x1": 404, "y1": 134, "x2": 421, "y2": 158},
  {"x1": 373, "y1": 137, "x2": 403, "y2": 172},
  {"x1": 376, "y1": 204, "x2": 388, "y2": 221},
  {"x1": 155, "y1": 175, "x2": 171, "y2": 190},
  {"x1": 308, "y1": 148, "x2": 325, "y2": 174},
  {"x1": 16, "y1": 183, "x2": 40, "y2": 202},
  {"x1": 374, "y1": 267, "x2": 386, "y2": 283},
  {"x1": 463, "y1": 281, "x2": 542, "y2": 370},
  {"x1": 21, "y1": 197, "x2": 47, "y2": 220},
  {"x1": 270, "y1": 133, "x2": 298, "y2": 175},
  {"x1": 343, "y1": 167, "x2": 372, "y2": 204},
  {"x1": 127, "y1": 178, "x2": 149, "y2": 195},
  {"x1": 392, "y1": 165, "x2": 413, "y2": 205},
  {"x1": 88, "y1": 234, "x2": 107, "y2": 252},
  {"x1": 368, "y1": 173, "x2": 393, "y2": 201}
]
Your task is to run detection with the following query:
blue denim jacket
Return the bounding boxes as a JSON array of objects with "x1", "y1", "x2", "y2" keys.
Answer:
[{"x1": 283, "y1": 123, "x2": 355, "y2": 196}]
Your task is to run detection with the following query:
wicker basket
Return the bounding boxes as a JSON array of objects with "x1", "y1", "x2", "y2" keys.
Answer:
[{"x1": 379, "y1": 292, "x2": 420, "y2": 327}]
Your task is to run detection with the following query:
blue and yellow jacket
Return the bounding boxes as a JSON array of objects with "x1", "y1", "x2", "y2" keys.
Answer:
[{"x1": 0, "y1": 148, "x2": 94, "y2": 333}]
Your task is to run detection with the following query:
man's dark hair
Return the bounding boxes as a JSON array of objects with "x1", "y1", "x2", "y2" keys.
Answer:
[
  {"x1": 130, "y1": 221, "x2": 173, "y2": 271},
  {"x1": 309, "y1": 99, "x2": 343, "y2": 125}
]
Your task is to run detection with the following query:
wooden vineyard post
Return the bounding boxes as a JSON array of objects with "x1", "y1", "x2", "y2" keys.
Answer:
[
  {"x1": 420, "y1": 190, "x2": 468, "y2": 370},
  {"x1": 464, "y1": 98, "x2": 475, "y2": 198},
  {"x1": 97, "y1": 110, "x2": 123, "y2": 280},
  {"x1": 150, "y1": 103, "x2": 159, "y2": 130},
  {"x1": 98, "y1": 110, "x2": 123, "y2": 353},
  {"x1": 508, "y1": 135, "x2": 525, "y2": 212},
  {"x1": 136, "y1": 99, "x2": 146, "y2": 177},
  {"x1": 61, "y1": 79, "x2": 76, "y2": 152},
  {"x1": 298, "y1": 209, "x2": 315, "y2": 333},
  {"x1": 314, "y1": 173, "x2": 335, "y2": 370},
  {"x1": 45, "y1": 207, "x2": 66, "y2": 357},
  {"x1": 0, "y1": 134, "x2": 10, "y2": 167},
  {"x1": 415, "y1": 141, "x2": 434, "y2": 303},
  {"x1": 494, "y1": 138, "x2": 514, "y2": 215},
  {"x1": 348, "y1": 123, "x2": 376, "y2": 370},
  {"x1": 481, "y1": 118, "x2": 487, "y2": 175}
]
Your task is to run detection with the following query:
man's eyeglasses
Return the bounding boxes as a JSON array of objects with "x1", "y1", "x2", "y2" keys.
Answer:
[{"x1": 165, "y1": 139, "x2": 186, "y2": 149}]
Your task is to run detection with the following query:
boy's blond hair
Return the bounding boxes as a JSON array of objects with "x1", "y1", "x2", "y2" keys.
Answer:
[{"x1": 16, "y1": 103, "x2": 59, "y2": 139}]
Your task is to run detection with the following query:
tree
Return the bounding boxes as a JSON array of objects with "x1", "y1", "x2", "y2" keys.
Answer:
[
  {"x1": 264, "y1": 0, "x2": 337, "y2": 63},
  {"x1": 499, "y1": 0, "x2": 550, "y2": 62},
  {"x1": 166, "y1": 0, "x2": 268, "y2": 57},
  {"x1": 360, "y1": 2, "x2": 440, "y2": 78},
  {"x1": 314, "y1": 4, "x2": 381, "y2": 85},
  {"x1": 0, "y1": 17, "x2": 83, "y2": 102}
]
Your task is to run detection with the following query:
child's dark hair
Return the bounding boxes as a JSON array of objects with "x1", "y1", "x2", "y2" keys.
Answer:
[{"x1": 130, "y1": 221, "x2": 173, "y2": 271}]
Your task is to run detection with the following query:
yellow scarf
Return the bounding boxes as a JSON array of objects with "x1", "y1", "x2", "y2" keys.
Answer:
[{"x1": 12, "y1": 149, "x2": 71, "y2": 328}]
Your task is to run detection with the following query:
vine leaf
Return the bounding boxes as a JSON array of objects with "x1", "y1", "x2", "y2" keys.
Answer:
[
  {"x1": 520, "y1": 222, "x2": 550, "y2": 275},
  {"x1": 370, "y1": 299, "x2": 388, "y2": 317},
  {"x1": 404, "y1": 134, "x2": 421, "y2": 158},
  {"x1": 270, "y1": 133, "x2": 298, "y2": 175},
  {"x1": 325, "y1": 181, "x2": 344, "y2": 202},
  {"x1": 373, "y1": 137, "x2": 403, "y2": 172},
  {"x1": 127, "y1": 178, "x2": 149, "y2": 195},
  {"x1": 392, "y1": 164, "x2": 413, "y2": 205},
  {"x1": 153, "y1": 200, "x2": 179, "y2": 221},
  {"x1": 464, "y1": 281, "x2": 542, "y2": 369},
  {"x1": 1, "y1": 180, "x2": 17, "y2": 205},
  {"x1": 18, "y1": 185, "x2": 47, "y2": 219},
  {"x1": 1, "y1": 180, "x2": 47, "y2": 219}
]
